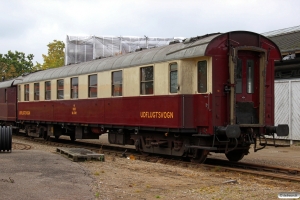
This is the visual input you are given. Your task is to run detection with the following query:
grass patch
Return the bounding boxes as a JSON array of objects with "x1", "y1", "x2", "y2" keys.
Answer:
[
  {"x1": 95, "y1": 192, "x2": 100, "y2": 198},
  {"x1": 211, "y1": 166, "x2": 221, "y2": 172}
]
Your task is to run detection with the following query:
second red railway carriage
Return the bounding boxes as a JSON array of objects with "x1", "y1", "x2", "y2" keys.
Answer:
[{"x1": 0, "y1": 31, "x2": 289, "y2": 162}]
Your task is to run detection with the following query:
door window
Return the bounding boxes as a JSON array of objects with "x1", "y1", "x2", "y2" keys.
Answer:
[
  {"x1": 236, "y1": 59, "x2": 242, "y2": 93},
  {"x1": 247, "y1": 60, "x2": 254, "y2": 94}
]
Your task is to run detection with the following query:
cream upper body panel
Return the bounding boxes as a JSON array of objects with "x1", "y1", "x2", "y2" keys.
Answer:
[
  {"x1": 154, "y1": 63, "x2": 168, "y2": 96},
  {"x1": 180, "y1": 57, "x2": 212, "y2": 94},
  {"x1": 39, "y1": 82, "x2": 45, "y2": 101},
  {"x1": 123, "y1": 67, "x2": 139, "y2": 97},
  {"x1": 98, "y1": 71, "x2": 111, "y2": 98},
  {"x1": 78, "y1": 75, "x2": 87, "y2": 99}
]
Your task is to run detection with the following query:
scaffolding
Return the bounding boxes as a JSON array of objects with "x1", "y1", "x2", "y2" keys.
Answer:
[{"x1": 65, "y1": 35, "x2": 184, "y2": 65}]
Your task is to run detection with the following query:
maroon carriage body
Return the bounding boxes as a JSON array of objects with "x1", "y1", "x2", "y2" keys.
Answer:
[
  {"x1": 15, "y1": 31, "x2": 288, "y2": 163},
  {"x1": 17, "y1": 31, "x2": 282, "y2": 135},
  {"x1": 0, "y1": 87, "x2": 17, "y2": 122}
]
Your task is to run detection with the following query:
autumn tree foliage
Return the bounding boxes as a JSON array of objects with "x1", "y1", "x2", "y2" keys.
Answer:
[
  {"x1": 0, "y1": 51, "x2": 34, "y2": 80},
  {"x1": 41, "y1": 40, "x2": 65, "y2": 69}
]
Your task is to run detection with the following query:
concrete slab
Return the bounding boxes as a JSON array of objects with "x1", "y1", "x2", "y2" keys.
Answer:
[{"x1": 0, "y1": 150, "x2": 94, "y2": 200}]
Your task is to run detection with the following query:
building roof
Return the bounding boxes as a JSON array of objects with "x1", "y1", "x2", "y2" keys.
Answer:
[{"x1": 262, "y1": 25, "x2": 300, "y2": 54}]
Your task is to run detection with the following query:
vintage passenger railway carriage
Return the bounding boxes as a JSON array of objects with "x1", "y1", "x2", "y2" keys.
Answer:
[{"x1": 0, "y1": 31, "x2": 289, "y2": 162}]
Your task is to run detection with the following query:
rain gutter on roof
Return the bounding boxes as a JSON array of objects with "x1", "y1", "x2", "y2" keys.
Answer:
[{"x1": 166, "y1": 41, "x2": 210, "y2": 56}]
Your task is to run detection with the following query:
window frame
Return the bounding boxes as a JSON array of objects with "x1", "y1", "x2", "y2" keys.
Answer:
[
  {"x1": 140, "y1": 66, "x2": 154, "y2": 95},
  {"x1": 24, "y1": 84, "x2": 29, "y2": 101},
  {"x1": 112, "y1": 70, "x2": 123, "y2": 96},
  {"x1": 45, "y1": 81, "x2": 51, "y2": 100},
  {"x1": 197, "y1": 60, "x2": 208, "y2": 93},
  {"x1": 34, "y1": 83, "x2": 39, "y2": 101},
  {"x1": 169, "y1": 63, "x2": 178, "y2": 93},
  {"x1": 57, "y1": 79, "x2": 64, "y2": 100},
  {"x1": 88, "y1": 74, "x2": 98, "y2": 98},
  {"x1": 71, "y1": 77, "x2": 79, "y2": 99}
]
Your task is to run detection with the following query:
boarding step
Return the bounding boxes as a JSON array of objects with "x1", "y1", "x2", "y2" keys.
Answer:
[{"x1": 56, "y1": 147, "x2": 105, "y2": 162}]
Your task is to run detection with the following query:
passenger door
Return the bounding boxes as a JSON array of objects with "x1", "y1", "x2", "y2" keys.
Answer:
[{"x1": 235, "y1": 50, "x2": 260, "y2": 124}]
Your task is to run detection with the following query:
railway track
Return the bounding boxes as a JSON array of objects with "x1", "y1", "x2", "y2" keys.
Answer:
[
  {"x1": 205, "y1": 158, "x2": 300, "y2": 182},
  {"x1": 12, "y1": 142, "x2": 31, "y2": 150},
  {"x1": 12, "y1": 134, "x2": 300, "y2": 182}
]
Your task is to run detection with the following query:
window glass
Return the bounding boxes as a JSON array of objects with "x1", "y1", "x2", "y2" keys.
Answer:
[
  {"x1": 170, "y1": 63, "x2": 178, "y2": 93},
  {"x1": 89, "y1": 74, "x2": 97, "y2": 98},
  {"x1": 112, "y1": 71, "x2": 122, "y2": 96},
  {"x1": 236, "y1": 59, "x2": 242, "y2": 93},
  {"x1": 24, "y1": 84, "x2": 29, "y2": 101},
  {"x1": 71, "y1": 77, "x2": 78, "y2": 99},
  {"x1": 247, "y1": 60, "x2": 254, "y2": 94},
  {"x1": 197, "y1": 61, "x2": 207, "y2": 93},
  {"x1": 45, "y1": 81, "x2": 51, "y2": 100},
  {"x1": 57, "y1": 79, "x2": 64, "y2": 99},
  {"x1": 140, "y1": 66, "x2": 153, "y2": 95},
  {"x1": 34, "y1": 83, "x2": 39, "y2": 100}
]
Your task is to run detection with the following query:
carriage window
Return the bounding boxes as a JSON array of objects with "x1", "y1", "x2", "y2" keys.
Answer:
[
  {"x1": 112, "y1": 71, "x2": 122, "y2": 96},
  {"x1": 34, "y1": 83, "x2": 39, "y2": 101},
  {"x1": 57, "y1": 79, "x2": 64, "y2": 99},
  {"x1": 24, "y1": 84, "x2": 29, "y2": 101},
  {"x1": 45, "y1": 81, "x2": 51, "y2": 100},
  {"x1": 236, "y1": 59, "x2": 242, "y2": 93},
  {"x1": 247, "y1": 60, "x2": 254, "y2": 94},
  {"x1": 89, "y1": 74, "x2": 97, "y2": 98},
  {"x1": 170, "y1": 63, "x2": 178, "y2": 93},
  {"x1": 71, "y1": 77, "x2": 78, "y2": 99},
  {"x1": 197, "y1": 61, "x2": 207, "y2": 93},
  {"x1": 140, "y1": 66, "x2": 153, "y2": 95}
]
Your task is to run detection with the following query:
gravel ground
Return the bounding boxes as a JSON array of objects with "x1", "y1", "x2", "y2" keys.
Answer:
[{"x1": 11, "y1": 136, "x2": 300, "y2": 200}]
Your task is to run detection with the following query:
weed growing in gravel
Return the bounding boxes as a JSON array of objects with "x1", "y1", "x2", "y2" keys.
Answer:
[
  {"x1": 211, "y1": 166, "x2": 221, "y2": 172},
  {"x1": 94, "y1": 172, "x2": 100, "y2": 176},
  {"x1": 95, "y1": 192, "x2": 100, "y2": 198},
  {"x1": 155, "y1": 195, "x2": 161, "y2": 198}
]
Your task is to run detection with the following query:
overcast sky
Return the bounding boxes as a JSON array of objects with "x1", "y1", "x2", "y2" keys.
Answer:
[{"x1": 0, "y1": 0, "x2": 299, "y2": 64}]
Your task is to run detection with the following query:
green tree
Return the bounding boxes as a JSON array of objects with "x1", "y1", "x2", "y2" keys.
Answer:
[
  {"x1": 41, "y1": 40, "x2": 65, "y2": 69},
  {"x1": 0, "y1": 51, "x2": 34, "y2": 80}
]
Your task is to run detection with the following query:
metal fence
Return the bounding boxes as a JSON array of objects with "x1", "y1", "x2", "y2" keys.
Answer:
[{"x1": 65, "y1": 35, "x2": 184, "y2": 65}]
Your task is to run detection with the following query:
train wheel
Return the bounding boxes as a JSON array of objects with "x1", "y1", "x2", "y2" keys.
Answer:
[
  {"x1": 139, "y1": 149, "x2": 150, "y2": 156},
  {"x1": 225, "y1": 150, "x2": 244, "y2": 162},
  {"x1": 55, "y1": 135, "x2": 60, "y2": 140},
  {"x1": 135, "y1": 138, "x2": 149, "y2": 156},
  {"x1": 191, "y1": 149, "x2": 209, "y2": 163},
  {"x1": 70, "y1": 135, "x2": 76, "y2": 141},
  {"x1": 43, "y1": 132, "x2": 50, "y2": 141}
]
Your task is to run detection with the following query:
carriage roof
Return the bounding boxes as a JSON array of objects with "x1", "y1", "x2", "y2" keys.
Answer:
[{"x1": 17, "y1": 33, "x2": 220, "y2": 84}]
